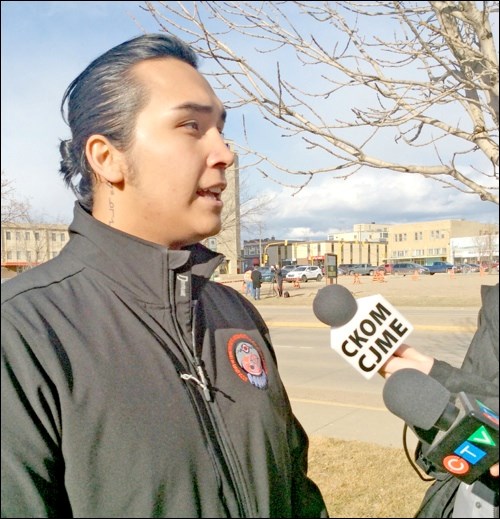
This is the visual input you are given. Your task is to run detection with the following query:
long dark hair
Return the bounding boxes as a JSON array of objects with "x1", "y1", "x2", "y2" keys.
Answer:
[{"x1": 59, "y1": 34, "x2": 198, "y2": 210}]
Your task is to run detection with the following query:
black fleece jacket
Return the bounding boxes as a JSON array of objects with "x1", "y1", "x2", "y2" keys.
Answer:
[{"x1": 1, "y1": 203, "x2": 328, "y2": 518}]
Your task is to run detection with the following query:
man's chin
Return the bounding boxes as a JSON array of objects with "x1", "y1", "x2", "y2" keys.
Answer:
[{"x1": 196, "y1": 225, "x2": 222, "y2": 243}]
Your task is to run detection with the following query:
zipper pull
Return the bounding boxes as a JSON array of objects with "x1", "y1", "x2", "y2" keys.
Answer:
[
  {"x1": 180, "y1": 368, "x2": 212, "y2": 402},
  {"x1": 196, "y1": 364, "x2": 212, "y2": 402}
]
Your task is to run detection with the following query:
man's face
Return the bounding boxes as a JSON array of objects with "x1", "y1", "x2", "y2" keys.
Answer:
[{"x1": 116, "y1": 58, "x2": 234, "y2": 248}]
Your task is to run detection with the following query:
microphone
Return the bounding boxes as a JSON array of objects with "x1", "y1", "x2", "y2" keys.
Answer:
[
  {"x1": 383, "y1": 369, "x2": 499, "y2": 484},
  {"x1": 312, "y1": 284, "x2": 413, "y2": 379}
]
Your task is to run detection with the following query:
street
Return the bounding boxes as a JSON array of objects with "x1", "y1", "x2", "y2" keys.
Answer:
[{"x1": 257, "y1": 305, "x2": 479, "y2": 447}]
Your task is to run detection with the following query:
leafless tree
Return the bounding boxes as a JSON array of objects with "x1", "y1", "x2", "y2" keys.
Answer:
[
  {"x1": 204, "y1": 156, "x2": 276, "y2": 249},
  {"x1": 472, "y1": 232, "x2": 497, "y2": 268},
  {"x1": 1, "y1": 171, "x2": 31, "y2": 225},
  {"x1": 238, "y1": 174, "x2": 277, "y2": 237},
  {"x1": 142, "y1": 1, "x2": 498, "y2": 204}
]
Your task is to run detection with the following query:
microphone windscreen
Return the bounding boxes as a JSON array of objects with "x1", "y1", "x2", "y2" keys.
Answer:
[
  {"x1": 383, "y1": 368, "x2": 451, "y2": 430},
  {"x1": 312, "y1": 284, "x2": 358, "y2": 327}
]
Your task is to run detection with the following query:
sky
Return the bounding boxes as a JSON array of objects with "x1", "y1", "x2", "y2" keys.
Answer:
[{"x1": 2, "y1": 1, "x2": 498, "y2": 242}]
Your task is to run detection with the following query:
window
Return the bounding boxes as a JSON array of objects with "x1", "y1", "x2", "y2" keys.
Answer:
[
  {"x1": 60, "y1": 233, "x2": 66, "y2": 242},
  {"x1": 6, "y1": 231, "x2": 11, "y2": 240},
  {"x1": 51, "y1": 233, "x2": 56, "y2": 242},
  {"x1": 35, "y1": 232, "x2": 40, "y2": 241}
]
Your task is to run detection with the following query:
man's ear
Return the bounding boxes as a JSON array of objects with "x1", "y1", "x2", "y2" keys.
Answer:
[{"x1": 86, "y1": 134, "x2": 126, "y2": 184}]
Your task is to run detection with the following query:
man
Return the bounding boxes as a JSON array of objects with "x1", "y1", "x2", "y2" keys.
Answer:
[
  {"x1": 1, "y1": 34, "x2": 327, "y2": 518},
  {"x1": 274, "y1": 264, "x2": 284, "y2": 297},
  {"x1": 382, "y1": 283, "x2": 499, "y2": 517},
  {"x1": 251, "y1": 266, "x2": 263, "y2": 300}
]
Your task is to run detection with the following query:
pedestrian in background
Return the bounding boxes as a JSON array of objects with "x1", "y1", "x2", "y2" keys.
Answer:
[
  {"x1": 1, "y1": 33, "x2": 327, "y2": 518},
  {"x1": 243, "y1": 266, "x2": 253, "y2": 296},
  {"x1": 251, "y1": 266, "x2": 263, "y2": 300},
  {"x1": 274, "y1": 264, "x2": 284, "y2": 297}
]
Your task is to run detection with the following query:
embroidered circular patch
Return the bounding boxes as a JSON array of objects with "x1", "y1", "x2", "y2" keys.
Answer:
[{"x1": 227, "y1": 333, "x2": 268, "y2": 389}]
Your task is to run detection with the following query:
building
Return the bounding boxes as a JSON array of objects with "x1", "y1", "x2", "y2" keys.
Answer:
[
  {"x1": 387, "y1": 219, "x2": 498, "y2": 265},
  {"x1": 263, "y1": 238, "x2": 388, "y2": 269},
  {"x1": 328, "y1": 222, "x2": 390, "y2": 243},
  {"x1": 262, "y1": 219, "x2": 498, "y2": 269},
  {"x1": 451, "y1": 235, "x2": 499, "y2": 264},
  {"x1": 1, "y1": 222, "x2": 70, "y2": 274}
]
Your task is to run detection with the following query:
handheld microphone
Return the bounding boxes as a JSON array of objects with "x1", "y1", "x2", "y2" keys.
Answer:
[
  {"x1": 312, "y1": 285, "x2": 413, "y2": 379},
  {"x1": 383, "y1": 369, "x2": 499, "y2": 484}
]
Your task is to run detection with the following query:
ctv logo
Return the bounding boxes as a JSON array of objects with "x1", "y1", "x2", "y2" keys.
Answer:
[{"x1": 442, "y1": 400, "x2": 498, "y2": 476}]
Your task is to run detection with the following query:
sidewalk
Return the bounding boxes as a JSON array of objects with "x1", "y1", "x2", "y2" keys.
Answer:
[{"x1": 289, "y1": 390, "x2": 419, "y2": 450}]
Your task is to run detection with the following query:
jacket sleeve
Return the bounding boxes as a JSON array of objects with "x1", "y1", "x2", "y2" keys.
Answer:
[
  {"x1": 289, "y1": 417, "x2": 329, "y2": 518},
  {"x1": 428, "y1": 283, "x2": 499, "y2": 412},
  {"x1": 1, "y1": 315, "x2": 72, "y2": 518}
]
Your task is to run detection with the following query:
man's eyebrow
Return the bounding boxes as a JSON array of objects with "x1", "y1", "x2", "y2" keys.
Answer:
[{"x1": 172, "y1": 102, "x2": 227, "y2": 122}]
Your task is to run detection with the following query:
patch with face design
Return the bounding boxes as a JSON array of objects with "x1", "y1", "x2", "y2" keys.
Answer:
[{"x1": 227, "y1": 333, "x2": 268, "y2": 390}]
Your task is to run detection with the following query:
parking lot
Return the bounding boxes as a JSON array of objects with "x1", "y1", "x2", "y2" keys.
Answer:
[{"x1": 220, "y1": 270, "x2": 499, "y2": 308}]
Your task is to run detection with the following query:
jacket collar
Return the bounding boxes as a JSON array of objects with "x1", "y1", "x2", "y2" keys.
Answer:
[{"x1": 67, "y1": 202, "x2": 224, "y2": 304}]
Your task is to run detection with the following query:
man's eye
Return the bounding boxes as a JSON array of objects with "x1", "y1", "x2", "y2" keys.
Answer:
[{"x1": 184, "y1": 121, "x2": 199, "y2": 131}]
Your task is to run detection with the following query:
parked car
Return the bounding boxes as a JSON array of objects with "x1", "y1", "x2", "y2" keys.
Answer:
[
  {"x1": 426, "y1": 261, "x2": 456, "y2": 275},
  {"x1": 377, "y1": 264, "x2": 393, "y2": 274},
  {"x1": 339, "y1": 264, "x2": 355, "y2": 272},
  {"x1": 479, "y1": 261, "x2": 499, "y2": 272},
  {"x1": 285, "y1": 265, "x2": 323, "y2": 282},
  {"x1": 346, "y1": 263, "x2": 376, "y2": 276},
  {"x1": 280, "y1": 265, "x2": 297, "y2": 275},
  {"x1": 460, "y1": 263, "x2": 480, "y2": 273},
  {"x1": 392, "y1": 262, "x2": 430, "y2": 276}
]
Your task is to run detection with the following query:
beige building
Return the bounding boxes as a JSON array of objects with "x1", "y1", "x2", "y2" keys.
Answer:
[
  {"x1": 265, "y1": 219, "x2": 498, "y2": 268},
  {"x1": 1, "y1": 222, "x2": 69, "y2": 273},
  {"x1": 387, "y1": 219, "x2": 498, "y2": 264},
  {"x1": 328, "y1": 223, "x2": 390, "y2": 244},
  {"x1": 265, "y1": 238, "x2": 388, "y2": 268}
]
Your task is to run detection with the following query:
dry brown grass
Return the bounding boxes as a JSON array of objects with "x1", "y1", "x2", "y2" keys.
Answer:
[
  {"x1": 221, "y1": 271, "x2": 499, "y2": 308},
  {"x1": 308, "y1": 437, "x2": 433, "y2": 518}
]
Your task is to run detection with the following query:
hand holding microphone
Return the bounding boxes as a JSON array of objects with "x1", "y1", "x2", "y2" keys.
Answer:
[
  {"x1": 380, "y1": 344, "x2": 434, "y2": 378},
  {"x1": 312, "y1": 284, "x2": 413, "y2": 379},
  {"x1": 383, "y1": 368, "x2": 499, "y2": 484}
]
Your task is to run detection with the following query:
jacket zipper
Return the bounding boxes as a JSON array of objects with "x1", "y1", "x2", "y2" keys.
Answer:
[{"x1": 168, "y1": 271, "x2": 255, "y2": 517}]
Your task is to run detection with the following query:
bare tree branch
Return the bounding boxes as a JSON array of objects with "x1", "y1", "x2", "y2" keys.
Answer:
[
  {"x1": 142, "y1": 0, "x2": 498, "y2": 204},
  {"x1": 1, "y1": 171, "x2": 31, "y2": 225}
]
